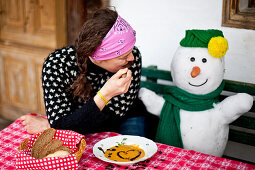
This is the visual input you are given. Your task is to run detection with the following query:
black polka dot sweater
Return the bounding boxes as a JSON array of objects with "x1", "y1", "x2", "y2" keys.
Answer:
[{"x1": 42, "y1": 46, "x2": 145, "y2": 134}]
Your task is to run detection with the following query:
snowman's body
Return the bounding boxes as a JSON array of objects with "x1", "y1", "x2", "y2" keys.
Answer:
[
  {"x1": 180, "y1": 108, "x2": 228, "y2": 157},
  {"x1": 139, "y1": 46, "x2": 253, "y2": 157}
]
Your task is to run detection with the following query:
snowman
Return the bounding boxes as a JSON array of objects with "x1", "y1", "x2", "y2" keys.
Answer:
[{"x1": 139, "y1": 29, "x2": 253, "y2": 157}]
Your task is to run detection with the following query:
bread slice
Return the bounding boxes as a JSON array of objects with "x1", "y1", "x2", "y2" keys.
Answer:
[
  {"x1": 55, "y1": 145, "x2": 72, "y2": 154},
  {"x1": 31, "y1": 128, "x2": 56, "y2": 158},
  {"x1": 44, "y1": 145, "x2": 72, "y2": 158},
  {"x1": 37, "y1": 139, "x2": 63, "y2": 159},
  {"x1": 45, "y1": 150, "x2": 70, "y2": 158}
]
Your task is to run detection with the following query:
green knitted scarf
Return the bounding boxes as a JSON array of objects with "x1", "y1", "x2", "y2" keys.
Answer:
[{"x1": 155, "y1": 81, "x2": 225, "y2": 148}]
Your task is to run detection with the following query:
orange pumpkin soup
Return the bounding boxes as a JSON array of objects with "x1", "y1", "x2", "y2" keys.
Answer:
[{"x1": 104, "y1": 145, "x2": 145, "y2": 162}]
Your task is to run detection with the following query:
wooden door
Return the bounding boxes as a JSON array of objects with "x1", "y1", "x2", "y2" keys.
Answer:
[
  {"x1": 0, "y1": 0, "x2": 109, "y2": 121},
  {"x1": 0, "y1": 0, "x2": 67, "y2": 120}
]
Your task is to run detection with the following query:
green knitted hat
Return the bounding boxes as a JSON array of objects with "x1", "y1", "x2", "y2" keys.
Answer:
[
  {"x1": 180, "y1": 29, "x2": 224, "y2": 48},
  {"x1": 180, "y1": 29, "x2": 228, "y2": 58}
]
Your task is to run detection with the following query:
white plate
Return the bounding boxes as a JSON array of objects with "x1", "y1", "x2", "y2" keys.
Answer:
[{"x1": 93, "y1": 135, "x2": 158, "y2": 166}]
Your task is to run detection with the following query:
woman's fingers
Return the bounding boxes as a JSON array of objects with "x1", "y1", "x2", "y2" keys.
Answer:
[
  {"x1": 123, "y1": 70, "x2": 132, "y2": 90},
  {"x1": 114, "y1": 68, "x2": 128, "y2": 79},
  {"x1": 125, "y1": 70, "x2": 132, "y2": 79},
  {"x1": 21, "y1": 121, "x2": 27, "y2": 126},
  {"x1": 20, "y1": 115, "x2": 26, "y2": 121},
  {"x1": 112, "y1": 69, "x2": 132, "y2": 86},
  {"x1": 118, "y1": 70, "x2": 132, "y2": 91},
  {"x1": 101, "y1": 69, "x2": 132, "y2": 98},
  {"x1": 20, "y1": 115, "x2": 28, "y2": 125}
]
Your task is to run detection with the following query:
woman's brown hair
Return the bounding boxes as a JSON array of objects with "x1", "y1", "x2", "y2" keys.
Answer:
[{"x1": 70, "y1": 8, "x2": 118, "y2": 101}]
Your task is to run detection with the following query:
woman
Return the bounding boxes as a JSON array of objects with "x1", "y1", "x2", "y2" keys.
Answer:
[{"x1": 21, "y1": 8, "x2": 151, "y2": 137}]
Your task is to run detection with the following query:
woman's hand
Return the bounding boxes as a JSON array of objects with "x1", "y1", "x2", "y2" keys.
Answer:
[
  {"x1": 103, "y1": 68, "x2": 132, "y2": 96},
  {"x1": 20, "y1": 114, "x2": 50, "y2": 134},
  {"x1": 94, "y1": 68, "x2": 132, "y2": 110}
]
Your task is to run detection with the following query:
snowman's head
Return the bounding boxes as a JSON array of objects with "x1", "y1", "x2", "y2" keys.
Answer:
[
  {"x1": 171, "y1": 29, "x2": 228, "y2": 95},
  {"x1": 171, "y1": 47, "x2": 224, "y2": 94}
]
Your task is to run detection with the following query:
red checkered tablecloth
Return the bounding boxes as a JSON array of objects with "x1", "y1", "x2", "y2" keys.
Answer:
[{"x1": 0, "y1": 117, "x2": 254, "y2": 170}]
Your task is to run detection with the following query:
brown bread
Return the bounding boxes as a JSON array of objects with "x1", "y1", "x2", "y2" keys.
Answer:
[
  {"x1": 55, "y1": 145, "x2": 72, "y2": 154},
  {"x1": 43, "y1": 145, "x2": 72, "y2": 158},
  {"x1": 31, "y1": 128, "x2": 56, "y2": 158},
  {"x1": 37, "y1": 139, "x2": 64, "y2": 159}
]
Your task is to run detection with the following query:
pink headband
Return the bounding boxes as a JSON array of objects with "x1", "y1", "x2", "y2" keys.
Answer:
[{"x1": 91, "y1": 15, "x2": 136, "y2": 61}]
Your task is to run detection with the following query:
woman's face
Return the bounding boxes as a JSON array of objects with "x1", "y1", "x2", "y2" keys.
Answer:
[{"x1": 90, "y1": 48, "x2": 134, "y2": 73}]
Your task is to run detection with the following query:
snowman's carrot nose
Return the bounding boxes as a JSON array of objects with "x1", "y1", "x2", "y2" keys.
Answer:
[{"x1": 191, "y1": 66, "x2": 200, "y2": 78}]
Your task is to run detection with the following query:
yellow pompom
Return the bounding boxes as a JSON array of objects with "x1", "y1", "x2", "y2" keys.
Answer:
[{"x1": 208, "y1": 36, "x2": 228, "y2": 58}]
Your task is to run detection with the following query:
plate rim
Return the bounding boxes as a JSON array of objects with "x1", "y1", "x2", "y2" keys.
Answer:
[{"x1": 92, "y1": 135, "x2": 158, "y2": 166}]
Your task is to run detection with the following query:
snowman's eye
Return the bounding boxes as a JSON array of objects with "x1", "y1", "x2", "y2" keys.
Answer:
[
  {"x1": 190, "y1": 57, "x2": 195, "y2": 62},
  {"x1": 202, "y1": 58, "x2": 207, "y2": 63}
]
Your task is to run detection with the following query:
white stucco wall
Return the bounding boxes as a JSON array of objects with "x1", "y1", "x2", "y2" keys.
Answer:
[{"x1": 110, "y1": 0, "x2": 255, "y2": 84}]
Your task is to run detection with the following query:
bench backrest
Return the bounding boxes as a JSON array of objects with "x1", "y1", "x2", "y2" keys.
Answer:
[{"x1": 141, "y1": 65, "x2": 255, "y2": 164}]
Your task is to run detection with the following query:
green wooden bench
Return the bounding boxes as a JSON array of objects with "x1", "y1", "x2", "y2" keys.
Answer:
[{"x1": 141, "y1": 65, "x2": 255, "y2": 165}]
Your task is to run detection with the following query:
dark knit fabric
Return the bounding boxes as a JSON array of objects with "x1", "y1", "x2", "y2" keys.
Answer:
[{"x1": 42, "y1": 46, "x2": 144, "y2": 135}]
